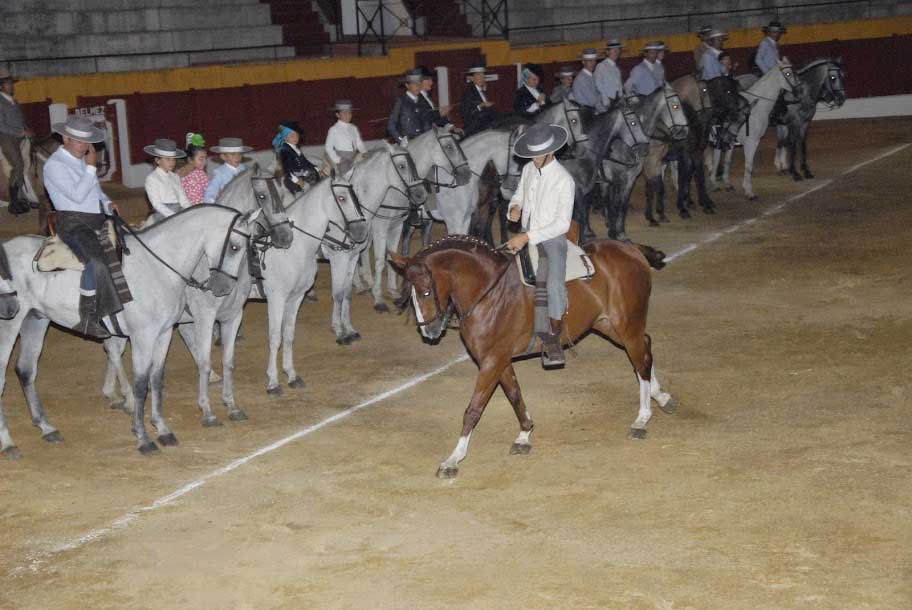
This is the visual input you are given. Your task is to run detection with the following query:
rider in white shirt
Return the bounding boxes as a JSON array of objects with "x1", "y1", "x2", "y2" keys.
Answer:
[{"x1": 143, "y1": 138, "x2": 191, "y2": 218}]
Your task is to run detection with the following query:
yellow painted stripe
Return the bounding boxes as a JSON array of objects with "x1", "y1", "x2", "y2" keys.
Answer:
[{"x1": 16, "y1": 15, "x2": 912, "y2": 107}]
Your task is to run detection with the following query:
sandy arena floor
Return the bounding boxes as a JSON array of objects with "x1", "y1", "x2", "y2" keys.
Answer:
[{"x1": 0, "y1": 118, "x2": 910, "y2": 609}]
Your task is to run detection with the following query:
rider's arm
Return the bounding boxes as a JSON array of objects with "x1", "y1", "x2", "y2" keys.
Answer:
[
  {"x1": 324, "y1": 125, "x2": 342, "y2": 165},
  {"x1": 43, "y1": 156, "x2": 102, "y2": 209},
  {"x1": 387, "y1": 97, "x2": 403, "y2": 141},
  {"x1": 202, "y1": 167, "x2": 224, "y2": 204},
  {"x1": 144, "y1": 170, "x2": 176, "y2": 217}
]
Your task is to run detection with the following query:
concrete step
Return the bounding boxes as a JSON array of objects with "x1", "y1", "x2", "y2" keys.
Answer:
[
  {"x1": 1, "y1": 0, "x2": 262, "y2": 11},
  {"x1": 0, "y1": 5, "x2": 274, "y2": 36}
]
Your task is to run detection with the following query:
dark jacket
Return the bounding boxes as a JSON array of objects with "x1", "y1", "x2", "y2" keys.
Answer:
[
  {"x1": 387, "y1": 93, "x2": 426, "y2": 141},
  {"x1": 0, "y1": 94, "x2": 26, "y2": 138},
  {"x1": 513, "y1": 86, "x2": 544, "y2": 116},
  {"x1": 461, "y1": 84, "x2": 498, "y2": 137},
  {"x1": 418, "y1": 92, "x2": 449, "y2": 129},
  {"x1": 278, "y1": 143, "x2": 318, "y2": 193}
]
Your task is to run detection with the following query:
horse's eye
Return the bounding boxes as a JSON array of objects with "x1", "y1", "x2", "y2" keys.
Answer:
[
  {"x1": 422, "y1": 290, "x2": 431, "y2": 297},
  {"x1": 672, "y1": 104, "x2": 679, "y2": 109},
  {"x1": 231, "y1": 244, "x2": 240, "y2": 252},
  {"x1": 630, "y1": 121, "x2": 636, "y2": 126},
  {"x1": 571, "y1": 118, "x2": 577, "y2": 124},
  {"x1": 337, "y1": 196, "x2": 346, "y2": 202}
]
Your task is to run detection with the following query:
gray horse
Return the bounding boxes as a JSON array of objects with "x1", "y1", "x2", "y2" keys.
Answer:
[
  {"x1": 1, "y1": 205, "x2": 259, "y2": 457},
  {"x1": 102, "y1": 169, "x2": 294, "y2": 426},
  {"x1": 257, "y1": 174, "x2": 369, "y2": 394}
]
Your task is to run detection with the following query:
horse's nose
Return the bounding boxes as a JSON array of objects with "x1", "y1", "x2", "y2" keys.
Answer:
[
  {"x1": 455, "y1": 166, "x2": 472, "y2": 186},
  {"x1": 672, "y1": 125, "x2": 689, "y2": 140},
  {"x1": 0, "y1": 295, "x2": 19, "y2": 320},
  {"x1": 208, "y1": 270, "x2": 237, "y2": 297},
  {"x1": 410, "y1": 184, "x2": 428, "y2": 205},
  {"x1": 272, "y1": 224, "x2": 294, "y2": 249},
  {"x1": 350, "y1": 220, "x2": 370, "y2": 244}
]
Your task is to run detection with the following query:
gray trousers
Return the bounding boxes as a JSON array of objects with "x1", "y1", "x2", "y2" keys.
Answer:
[
  {"x1": 0, "y1": 134, "x2": 24, "y2": 189},
  {"x1": 536, "y1": 236, "x2": 568, "y2": 321}
]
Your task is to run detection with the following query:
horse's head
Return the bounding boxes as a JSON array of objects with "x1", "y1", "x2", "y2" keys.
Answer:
[
  {"x1": 695, "y1": 79, "x2": 713, "y2": 115},
  {"x1": 207, "y1": 208, "x2": 261, "y2": 297},
  {"x1": 385, "y1": 141, "x2": 428, "y2": 208},
  {"x1": 554, "y1": 98, "x2": 588, "y2": 150},
  {"x1": 430, "y1": 125, "x2": 472, "y2": 187},
  {"x1": 822, "y1": 58, "x2": 847, "y2": 107},
  {"x1": 660, "y1": 84, "x2": 689, "y2": 140},
  {"x1": 388, "y1": 250, "x2": 449, "y2": 341},
  {"x1": 322, "y1": 173, "x2": 369, "y2": 251},
  {"x1": 500, "y1": 125, "x2": 527, "y2": 198},
  {"x1": 251, "y1": 175, "x2": 293, "y2": 249},
  {"x1": 615, "y1": 98, "x2": 650, "y2": 157},
  {"x1": 776, "y1": 58, "x2": 799, "y2": 93}
]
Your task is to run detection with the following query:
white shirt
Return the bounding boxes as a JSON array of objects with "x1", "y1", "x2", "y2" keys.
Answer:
[
  {"x1": 0, "y1": 92, "x2": 14, "y2": 105},
  {"x1": 507, "y1": 159, "x2": 575, "y2": 245},
  {"x1": 475, "y1": 84, "x2": 488, "y2": 104},
  {"x1": 43, "y1": 146, "x2": 112, "y2": 214},
  {"x1": 144, "y1": 166, "x2": 190, "y2": 217},
  {"x1": 406, "y1": 91, "x2": 419, "y2": 103},
  {"x1": 324, "y1": 120, "x2": 368, "y2": 164},
  {"x1": 421, "y1": 90, "x2": 435, "y2": 109}
]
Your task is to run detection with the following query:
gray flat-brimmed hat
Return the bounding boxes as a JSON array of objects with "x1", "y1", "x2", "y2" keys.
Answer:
[
  {"x1": 707, "y1": 29, "x2": 728, "y2": 40},
  {"x1": 52, "y1": 115, "x2": 106, "y2": 144},
  {"x1": 144, "y1": 138, "x2": 187, "y2": 159},
  {"x1": 763, "y1": 20, "x2": 787, "y2": 33},
  {"x1": 556, "y1": 65, "x2": 576, "y2": 78},
  {"x1": 579, "y1": 48, "x2": 600, "y2": 61},
  {"x1": 512, "y1": 123, "x2": 569, "y2": 158},
  {"x1": 404, "y1": 68, "x2": 424, "y2": 84},
  {"x1": 466, "y1": 63, "x2": 488, "y2": 75},
  {"x1": 605, "y1": 38, "x2": 624, "y2": 50},
  {"x1": 210, "y1": 137, "x2": 252, "y2": 154},
  {"x1": 332, "y1": 99, "x2": 357, "y2": 112},
  {"x1": 697, "y1": 24, "x2": 713, "y2": 38},
  {"x1": 642, "y1": 41, "x2": 666, "y2": 52}
]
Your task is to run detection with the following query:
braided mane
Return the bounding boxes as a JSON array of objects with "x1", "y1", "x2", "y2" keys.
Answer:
[{"x1": 410, "y1": 234, "x2": 507, "y2": 264}]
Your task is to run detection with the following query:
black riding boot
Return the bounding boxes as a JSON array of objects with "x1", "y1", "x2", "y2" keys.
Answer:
[
  {"x1": 8, "y1": 184, "x2": 28, "y2": 216},
  {"x1": 76, "y1": 294, "x2": 111, "y2": 339},
  {"x1": 540, "y1": 318, "x2": 565, "y2": 369}
]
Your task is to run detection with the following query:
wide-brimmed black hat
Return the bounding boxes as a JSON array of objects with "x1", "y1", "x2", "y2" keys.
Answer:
[
  {"x1": 52, "y1": 115, "x2": 106, "y2": 144},
  {"x1": 331, "y1": 99, "x2": 357, "y2": 112},
  {"x1": 763, "y1": 20, "x2": 787, "y2": 33},
  {"x1": 512, "y1": 123, "x2": 568, "y2": 158},
  {"x1": 466, "y1": 63, "x2": 488, "y2": 75},
  {"x1": 556, "y1": 65, "x2": 576, "y2": 78},
  {"x1": 144, "y1": 138, "x2": 187, "y2": 158},
  {"x1": 280, "y1": 120, "x2": 305, "y2": 135},
  {"x1": 404, "y1": 68, "x2": 424, "y2": 84}
]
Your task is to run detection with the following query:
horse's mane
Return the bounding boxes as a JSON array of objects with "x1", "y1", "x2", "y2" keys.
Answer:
[
  {"x1": 132, "y1": 202, "x2": 238, "y2": 234},
  {"x1": 411, "y1": 234, "x2": 507, "y2": 264},
  {"x1": 798, "y1": 57, "x2": 838, "y2": 74}
]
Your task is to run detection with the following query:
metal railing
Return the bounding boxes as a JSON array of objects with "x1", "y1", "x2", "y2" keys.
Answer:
[
  {"x1": 463, "y1": 0, "x2": 509, "y2": 38},
  {"x1": 508, "y1": 0, "x2": 875, "y2": 40}
]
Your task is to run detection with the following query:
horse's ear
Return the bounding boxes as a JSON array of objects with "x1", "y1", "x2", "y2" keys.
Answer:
[
  {"x1": 387, "y1": 251, "x2": 409, "y2": 276},
  {"x1": 243, "y1": 208, "x2": 262, "y2": 224}
]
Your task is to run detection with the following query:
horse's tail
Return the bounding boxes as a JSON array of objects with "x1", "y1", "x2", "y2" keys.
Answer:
[{"x1": 635, "y1": 243, "x2": 666, "y2": 270}]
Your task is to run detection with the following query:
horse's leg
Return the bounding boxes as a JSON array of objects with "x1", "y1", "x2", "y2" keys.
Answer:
[
  {"x1": 148, "y1": 329, "x2": 178, "y2": 447},
  {"x1": 372, "y1": 224, "x2": 392, "y2": 312},
  {"x1": 0, "y1": 316, "x2": 24, "y2": 458},
  {"x1": 799, "y1": 123, "x2": 814, "y2": 179},
  {"x1": 742, "y1": 137, "x2": 760, "y2": 200},
  {"x1": 327, "y1": 251, "x2": 350, "y2": 343},
  {"x1": 178, "y1": 319, "x2": 219, "y2": 427},
  {"x1": 385, "y1": 220, "x2": 402, "y2": 299},
  {"x1": 352, "y1": 247, "x2": 371, "y2": 294},
  {"x1": 499, "y1": 365, "x2": 534, "y2": 455},
  {"x1": 400, "y1": 221, "x2": 416, "y2": 257},
  {"x1": 218, "y1": 312, "x2": 248, "y2": 421},
  {"x1": 675, "y1": 153, "x2": 694, "y2": 217},
  {"x1": 14, "y1": 315, "x2": 61, "y2": 442},
  {"x1": 333, "y1": 253, "x2": 360, "y2": 343},
  {"x1": 437, "y1": 360, "x2": 505, "y2": 478},
  {"x1": 129, "y1": 337, "x2": 158, "y2": 454},
  {"x1": 644, "y1": 177, "x2": 657, "y2": 226},
  {"x1": 775, "y1": 124, "x2": 788, "y2": 174},
  {"x1": 281, "y1": 294, "x2": 308, "y2": 387},
  {"x1": 708, "y1": 148, "x2": 721, "y2": 191},
  {"x1": 265, "y1": 294, "x2": 286, "y2": 395},
  {"x1": 723, "y1": 146, "x2": 735, "y2": 191},
  {"x1": 102, "y1": 337, "x2": 134, "y2": 413}
]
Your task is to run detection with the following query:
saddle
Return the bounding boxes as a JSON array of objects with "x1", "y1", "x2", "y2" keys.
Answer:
[
  {"x1": 33, "y1": 212, "x2": 119, "y2": 272},
  {"x1": 516, "y1": 240, "x2": 595, "y2": 287}
]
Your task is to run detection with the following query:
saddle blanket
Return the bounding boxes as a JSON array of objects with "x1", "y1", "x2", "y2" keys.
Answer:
[
  {"x1": 34, "y1": 223, "x2": 118, "y2": 272},
  {"x1": 517, "y1": 240, "x2": 595, "y2": 287}
]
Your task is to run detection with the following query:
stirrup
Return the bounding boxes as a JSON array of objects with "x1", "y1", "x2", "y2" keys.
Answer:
[
  {"x1": 76, "y1": 316, "x2": 110, "y2": 339},
  {"x1": 540, "y1": 332, "x2": 565, "y2": 369}
]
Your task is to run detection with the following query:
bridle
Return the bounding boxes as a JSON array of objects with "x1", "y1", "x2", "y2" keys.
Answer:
[
  {"x1": 357, "y1": 150, "x2": 427, "y2": 221},
  {"x1": 115, "y1": 209, "x2": 250, "y2": 290},
  {"x1": 560, "y1": 99, "x2": 589, "y2": 147},
  {"x1": 426, "y1": 130, "x2": 471, "y2": 189},
  {"x1": 289, "y1": 180, "x2": 368, "y2": 252},
  {"x1": 692, "y1": 79, "x2": 714, "y2": 116},
  {"x1": 604, "y1": 104, "x2": 650, "y2": 168},
  {"x1": 742, "y1": 63, "x2": 800, "y2": 102},
  {"x1": 653, "y1": 89, "x2": 688, "y2": 142},
  {"x1": 818, "y1": 63, "x2": 846, "y2": 109},
  {"x1": 411, "y1": 256, "x2": 511, "y2": 328}
]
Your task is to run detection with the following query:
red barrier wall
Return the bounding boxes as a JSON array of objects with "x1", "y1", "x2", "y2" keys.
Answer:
[{"x1": 71, "y1": 34, "x2": 912, "y2": 164}]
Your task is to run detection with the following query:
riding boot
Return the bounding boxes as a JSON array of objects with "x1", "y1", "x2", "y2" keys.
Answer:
[
  {"x1": 540, "y1": 318, "x2": 565, "y2": 369},
  {"x1": 7, "y1": 184, "x2": 28, "y2": 216},
  {"x1": 75, "y1": 294, "x2": 111, "y2": 339}
]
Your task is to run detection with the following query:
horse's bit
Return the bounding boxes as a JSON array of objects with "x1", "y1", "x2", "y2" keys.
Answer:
[{"x1": 427, "y1": 131, "x2": 471, "y2": 190}]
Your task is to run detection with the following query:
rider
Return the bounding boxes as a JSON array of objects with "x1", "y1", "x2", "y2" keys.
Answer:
[
  {"x1": 274, "y1": 121, "x2": 318, "y2": 194},
  {"x1": 203, "y1": 137, "x2": 251, "y2": 203},
  {"x1": 693, "y1": 24, "x2": 713, "y2": 72},
  {"x1": 417, "y1": 66, "x2": 454, "y2": 131},
  {"x1": 143, "y1": 138, "x2": 190, "y2": 218},
  {"x1": 756, "y1": 21, "x2": 787, "y2": 74},
  {"x1": 43, "y1": 115, "x2": 124, "y2": 338},
  {"x1": 505, "y1": 124, "x2": 574, "y2": 369},
  {"x1": 594, "y1": 39, "x2": 624, "y2": 112},
  {"x1": 461, "y1": 64, "x2": 498, "y2": 137},
  {"x1": 514, "y1": 66, "x2": 547, "y2": 117},
  {"x1": 388, "y1": 68, "x2": 426, "y2": 146},
  {"x1": 549, "y1": 66, "x2": 576, "y2": 104},
  {"x1": 324, "y1": 100, "x2": 368, "y2": 175},
  {"x1": 699, "y1": 30, "x2": 728, "y2": 81},
  {"x1": 625, "y1": 42, "x2": 667, "y2": 96},
  {"x1": 0, "y1": 69, "x2": 32, "y2": 215},
  {"x1": 571, "y1": 49, "x2": 603, "y2": 112}
]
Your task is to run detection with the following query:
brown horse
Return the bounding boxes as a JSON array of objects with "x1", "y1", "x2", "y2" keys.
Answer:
[{"x1": 389, "y1": 235, "x2": 677, "y2": 478}]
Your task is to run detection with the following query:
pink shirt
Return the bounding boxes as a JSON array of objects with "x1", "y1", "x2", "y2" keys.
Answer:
[{"x1": 181, "y1": 167, "x2": 209, "y2": 205}]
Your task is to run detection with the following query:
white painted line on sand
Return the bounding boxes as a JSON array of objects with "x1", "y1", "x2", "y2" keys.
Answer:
[{"x1": 13, "y1": 140, "x2": 911, "y2": 576}]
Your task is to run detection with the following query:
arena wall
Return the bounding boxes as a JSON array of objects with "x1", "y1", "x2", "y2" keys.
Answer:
[{"x1": 14, "y1": 16, "x2": 912, "y2": 185}]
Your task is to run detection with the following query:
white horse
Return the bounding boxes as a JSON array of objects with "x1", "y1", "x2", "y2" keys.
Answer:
[
  {"x1": 0, "y1": 205, "x2": 259, "y2": 457},
  {"x1": 323, "y1": 144, "x2": 427, "y2": 340},
  {"x1": 257, "y1": 175, "x2": 369, "y2": 394},
  {"x1": 101, "y1": 169, "x2": 295, "y2": 426},
  {"x1": 709, "y1": 59, "x2": 798, "y2": 199}
]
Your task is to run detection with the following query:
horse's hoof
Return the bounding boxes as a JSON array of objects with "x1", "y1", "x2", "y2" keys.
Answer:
[
  {"x1": 288, "y1": 375, "x2": 306, "y2": 389},
  {"x1": 647, "y1": 218, "x2": 659, "y2": 227},
  {"x1": 702, "y1": 206, "x2": 716, "y2": 215},
  {"x1": 109, "y1": 400, "x2": 127, "y2": 412},
  {"x1": 346, "y1": 332, "x2": 362, "y2": 343},
  {"x1": 374, "y1": 303, "x2": 390, "y2": 314},
  {"x1": 627, "y1": 427, "x2": 648, "y2": 440},
  {"x1": 747, "y1": 194, "x2": 759, "y2": 202},
  {"x1": 659, "y1": 214, "x2": 670, "y2": 223},
  {"x1": 510, "y1": 442, "x2": 532, "y2": 455},
  {"x1": 42, "y1": 430, "x2": 64, "y2": 443},
  {"x1": 266, "y1": 385, "x2": 284, "y2": 396},
  {"x1": 803, "y1": 170, "x2": 815, "y2": 179},
  {"x1": 436, "y1": 465, "x2": 459, "y2": 479},
  {"x1": 2, "y1": 446, "x2": 22, "y2": 460},
  {"x1": 724, "y1": 185, "x2": 735, "y2": 192},
  {"x1": 228, "y1": 409, "x2": 248, "y2": 422},
  {"x1": 138, "y1": 441, "x2": 159, "y2": 455},
  {"x1": 157, "y1": 433, "x2": 179, "y2": 447},
  {"x1": 200, "y1": 415, "x2": 223, "y2": 428},
  {"x1": 792, "y1": 173, "x2": 803, "y2": 182},
  {"x1": 659, "y1": 397, "x2": 679, "y2": 415},
  {"x1": 336, "y1": 335, "x2": 352, "y2": 346},
  {"x1": 679, "y1": 209, "x2": 691, "y2": 220}
]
